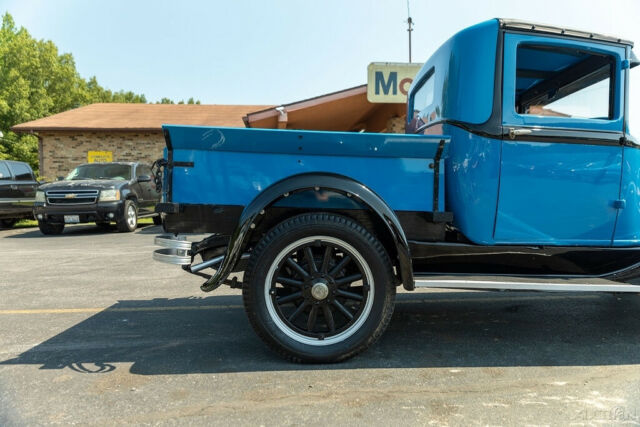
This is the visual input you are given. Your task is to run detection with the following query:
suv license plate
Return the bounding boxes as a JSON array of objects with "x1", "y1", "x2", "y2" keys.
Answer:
[{"x1": 64, "y1": 215, "x2": 80, "y2": 224}]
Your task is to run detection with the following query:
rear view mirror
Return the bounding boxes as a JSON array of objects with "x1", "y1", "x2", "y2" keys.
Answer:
[{"x1": 137, "y1": 175, "x2": 151, "y2": 183}]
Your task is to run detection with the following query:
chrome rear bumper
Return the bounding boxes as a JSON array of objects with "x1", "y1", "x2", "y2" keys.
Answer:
[
  {"x1": 152, "y1": 235, "x2": 191, "y2": 265},
  {"x1": 152, "y1": 234, "x2": 248, "y2": 273}
]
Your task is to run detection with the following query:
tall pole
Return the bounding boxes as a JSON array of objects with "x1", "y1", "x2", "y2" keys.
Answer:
[
  {"x1": 406, "y1": 0, "x2": 413, "y2": 63},
  {"x1": 407, "y1": 16, "x2": 413, "y2": 63}
]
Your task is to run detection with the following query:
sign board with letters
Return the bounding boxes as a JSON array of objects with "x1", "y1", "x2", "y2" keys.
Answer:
[
  {"x1": 87, "y1": 151, "x2": 113, "y2": 163},
  {"x1": 367, "y1": 62, "x2": 423, "y2": 103}
]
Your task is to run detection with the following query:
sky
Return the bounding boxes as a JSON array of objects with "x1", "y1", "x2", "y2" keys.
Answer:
[{"x1": 2, "y1": 0, "x2": 640, "y2": 129}]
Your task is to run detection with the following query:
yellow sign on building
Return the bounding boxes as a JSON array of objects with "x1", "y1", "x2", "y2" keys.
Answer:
[
  {"x1": 367, "y1": 62, "x2": 423, "y2": 103},
  {"x1": 87, "y1": 151, "x2": 113, "y2": 163}
]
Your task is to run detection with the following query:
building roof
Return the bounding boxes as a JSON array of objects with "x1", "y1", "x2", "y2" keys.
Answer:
[
  {"x1": 12, "y1": 103, "x2": 272, "y2": 133},
  {"x1": 245, "y1": 85, "x2": 406, "y2": 132}
]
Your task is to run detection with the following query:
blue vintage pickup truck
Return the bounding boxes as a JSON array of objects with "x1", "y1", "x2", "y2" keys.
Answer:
[{"x1": 153, "y1": 19, "x2": 639, "y2": 362}]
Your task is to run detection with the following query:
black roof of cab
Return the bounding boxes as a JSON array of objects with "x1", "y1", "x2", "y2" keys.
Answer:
[{"x1": 499, "y1": 18, "x2": 634, "y2": 47}]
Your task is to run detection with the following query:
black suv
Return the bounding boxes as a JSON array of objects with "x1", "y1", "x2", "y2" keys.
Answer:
[
  {"x1": 33, "y1": 162, "x2": 161, "y2": 235},
  {"x1": 0, "y1": 160, "x2": 39, "y2": 228}
]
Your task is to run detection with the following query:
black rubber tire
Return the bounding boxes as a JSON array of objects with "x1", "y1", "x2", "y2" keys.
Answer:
[
  {"x1": 152, "y1": 215, "x2": 162, "y2": 226},
  {"x1": 243, "y1": 213, "x2": 396, "y2": 363},
  {"x1": 38, "y1": 221, "x2": 64, "y2": 235},
  {"x1": 116, "y1": 200, "x2": 138, "y2": 232},
  {"x1": 0, "y1": 219, "x2": 17, "y2": 228}
]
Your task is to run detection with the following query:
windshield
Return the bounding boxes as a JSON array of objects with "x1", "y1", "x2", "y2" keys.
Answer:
[{"x1": 65, "y1": 164, "x2": 132, "y2": 181}]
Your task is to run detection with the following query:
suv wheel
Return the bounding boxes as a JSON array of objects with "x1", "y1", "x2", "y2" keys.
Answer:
[
  {"x1": 117, "y1": 200, "x2": 138, "y2": 232},
  {"x1": 38, "y1": 221, "x2": 64, "y2": 235},
  {"x1": 152, "y1": 215, "x2": 162, "y2": 226},
  {"x1": 243, "y1": 213, "x2": 396, "y2": 363}
]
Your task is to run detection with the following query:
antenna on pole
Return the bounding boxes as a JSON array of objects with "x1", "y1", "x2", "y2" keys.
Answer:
[{"x1": 406, "y1": 0, "x2": 413, "y2": 63}]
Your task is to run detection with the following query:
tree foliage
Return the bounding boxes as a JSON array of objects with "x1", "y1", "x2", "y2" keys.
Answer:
[
  {"x1": 0, "y1": 13, "x2": 199, "y2": 173},
  {"x1": 156, "y1": 97, "x2": 201, "y2": 105}
]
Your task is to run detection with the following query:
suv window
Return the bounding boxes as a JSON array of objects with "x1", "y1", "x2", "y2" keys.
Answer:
[
  {"x1": 0, "y1": 162, "x2": 11, "y2": 180},
  {"x1": 515, "y1": 45, "x2": 614, "y2": 120},
  {"x1": 9, "y1": 162, "x2": 33, "y2": 181},
  {"x1": 66, "y1": 164, "x2": 132, "y2": 181}
]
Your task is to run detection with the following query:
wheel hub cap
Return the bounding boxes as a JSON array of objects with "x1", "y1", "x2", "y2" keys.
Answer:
[
  {"x1": 127, "y1": 206, "x2": 136, "y2": 227},
  {"x1": 310, "y1": 279, "x2": 329, "y2": 300}
]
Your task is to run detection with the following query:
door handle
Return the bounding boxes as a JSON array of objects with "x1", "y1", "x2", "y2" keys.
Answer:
[{"x1": 508, "y1": 128, "x2": 534, "y2": 139}]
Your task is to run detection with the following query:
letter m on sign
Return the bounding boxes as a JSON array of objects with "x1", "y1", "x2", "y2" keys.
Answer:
[
  {"x1": 367, "y1": 63, "x2": 423, "y2": 103},
  {"x1": 375, "y1": 71, "x2": 397, "y2": 96}
]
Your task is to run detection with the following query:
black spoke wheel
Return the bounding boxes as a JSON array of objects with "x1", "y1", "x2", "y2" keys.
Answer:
[
  {"x1": 268, "y1": 237, "x2": 370, "y2": 341},
  {"x1": 243, "y1": 213, "x2": 396, "y2": 363}
]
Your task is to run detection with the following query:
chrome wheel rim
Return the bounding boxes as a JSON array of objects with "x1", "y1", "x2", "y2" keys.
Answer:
[
  {"x1": 127, "y1": 205, "x2": 136, "y2": 228},
  {"x1": 264, "y1": 235, "x2": 374, "y2": 346}
]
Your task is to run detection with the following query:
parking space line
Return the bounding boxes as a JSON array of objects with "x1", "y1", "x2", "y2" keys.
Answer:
[
  {"x1": 0, "y1": 294, "x2": 602, "y2": 315},
  {"x1": 0, "y1": 305, "x2": 243, "y2": 315}
]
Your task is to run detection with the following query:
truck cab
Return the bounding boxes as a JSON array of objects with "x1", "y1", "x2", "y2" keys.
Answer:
[
  {"x1": 153, "y1": 19, "x2": 640, "y2": 363},
  {"x1": 407, "y1": 19, "x2": 639, "y2": 247}
]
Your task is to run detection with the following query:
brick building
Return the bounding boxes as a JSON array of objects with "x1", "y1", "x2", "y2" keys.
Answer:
[
  {"x1": 12, "y1": 104, "x2": 268, "y2": 179},
  {"x1": 12, "y1": 85, "x2": 407, "y2": 179}
]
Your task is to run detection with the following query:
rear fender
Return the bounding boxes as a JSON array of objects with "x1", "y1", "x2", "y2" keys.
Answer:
[{"x1": 201, "y1": 172, "x2": 414, "y2": 291}]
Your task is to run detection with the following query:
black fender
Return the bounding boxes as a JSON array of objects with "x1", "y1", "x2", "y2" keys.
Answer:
[
  {"x1": 201, "y1": 172, "x2": 415, "y2": 291},
  {"x1": 121, "y1": 188, "x2": 136, "y2": 201}
]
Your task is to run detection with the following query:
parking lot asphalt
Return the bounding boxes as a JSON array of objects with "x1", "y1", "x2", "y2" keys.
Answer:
[{"x1": 1, "y1": 224, "x2": 640, "y2": 425}]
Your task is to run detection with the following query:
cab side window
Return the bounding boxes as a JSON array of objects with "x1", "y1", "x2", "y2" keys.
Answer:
[
  {"x1": 515, "y1": 45, "x2": 614, "y2": 120},
  {"x1": 9, "y1": 163, "x2": 33, "y2": 181}
]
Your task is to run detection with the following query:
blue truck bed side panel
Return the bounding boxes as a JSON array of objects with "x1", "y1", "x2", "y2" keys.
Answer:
[{"x1": 165, "y1": 125, "x2": 448, "y2": 212}]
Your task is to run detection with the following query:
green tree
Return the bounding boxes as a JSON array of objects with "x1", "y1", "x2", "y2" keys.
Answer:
[
  {"x1": 0, "y1": 13, "x2": 152, "y2": 173},
  {"x1": 156, "y1": 97, "x2": 201, "y2": 105},
  {"x1": 0, "y1": 12, "x2": 201, "y2": 173}
]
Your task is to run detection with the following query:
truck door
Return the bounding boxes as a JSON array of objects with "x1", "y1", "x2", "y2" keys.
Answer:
[
  {"x1": 494, "y1": 33, "x2": 626, "y2": 246},
  {"x1": 8, "y1": 162, "x2": 37, "y2": 201},
  {"x1": 133, "y1": 164, "x2": 155, "y2": 214}
]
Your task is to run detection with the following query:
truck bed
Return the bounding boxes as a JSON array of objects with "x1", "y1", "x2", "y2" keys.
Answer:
[{"x1": 163, "y1": 125, "x2": 450, "y2": 223}]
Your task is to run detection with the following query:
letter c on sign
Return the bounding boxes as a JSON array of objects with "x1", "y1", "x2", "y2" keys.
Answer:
[{"x1": 399, "y1": 78, "x2": 413, "y2": 96}]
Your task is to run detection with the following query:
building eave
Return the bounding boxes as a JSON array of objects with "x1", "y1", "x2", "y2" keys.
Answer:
[{"x1": 11, "y1": 126, "x2": 164, "y2": 133}]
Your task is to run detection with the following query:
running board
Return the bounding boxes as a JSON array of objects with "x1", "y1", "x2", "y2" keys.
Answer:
[{"x1": 413, "y1": 275, "x2": 640, "y2": 293}]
